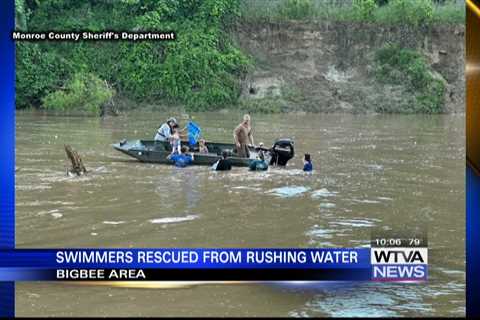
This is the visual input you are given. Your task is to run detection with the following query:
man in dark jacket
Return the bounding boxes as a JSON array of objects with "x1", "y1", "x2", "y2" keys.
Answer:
[{"x1": 212, "y1": 151, "x2": 232, "y2": 171}]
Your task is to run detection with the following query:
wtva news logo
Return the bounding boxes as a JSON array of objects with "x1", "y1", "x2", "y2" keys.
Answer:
[{"x1": 371, "y1": 247, "x2": 428, "y2": 281}]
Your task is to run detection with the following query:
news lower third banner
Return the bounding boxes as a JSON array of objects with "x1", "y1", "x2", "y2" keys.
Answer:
[{"x1": 0, "y1": 248, "x2": 427, "y2": 282}]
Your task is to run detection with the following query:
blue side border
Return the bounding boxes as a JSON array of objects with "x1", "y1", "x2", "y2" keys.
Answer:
[
  {"x1": 467, "y1": 166, "x2": 480, "y2": 317},
  {"x1": 0, "y1": 0, "x2": 15, "y2": 317}
]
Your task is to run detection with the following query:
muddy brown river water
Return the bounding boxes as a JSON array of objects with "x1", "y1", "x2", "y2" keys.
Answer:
[{"x1": 15, "y1": 111, "x2": 465, "y2": 317}]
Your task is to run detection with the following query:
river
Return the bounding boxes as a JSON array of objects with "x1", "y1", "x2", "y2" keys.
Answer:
[{"x1": 15, "y1": 111, "x2": 465, "y2": 317}]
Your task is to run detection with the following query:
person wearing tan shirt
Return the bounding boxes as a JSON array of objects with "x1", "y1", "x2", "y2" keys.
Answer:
[{"x1": 233, "y1": 114, "x2": 254, "y2": 158}]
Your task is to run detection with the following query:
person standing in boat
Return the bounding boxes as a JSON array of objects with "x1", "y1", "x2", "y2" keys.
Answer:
[
  {"x1": 233, "y1": 114, "x2": 254, "y2": 158},
  {"x1": 154, "y1": 117, "x2": 178, "y2": 142},
  {"x1": 169, "y1": 126, "x2": 182, "y2": 155}
]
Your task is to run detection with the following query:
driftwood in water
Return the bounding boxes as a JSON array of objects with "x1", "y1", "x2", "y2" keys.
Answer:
[{"x1": 64, "y1": 145, "x2": 87, "y2": 176}]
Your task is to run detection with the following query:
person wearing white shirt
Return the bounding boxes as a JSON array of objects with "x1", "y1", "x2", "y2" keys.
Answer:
[{"x1": 154, "y1": 117, "x2": 177, "y2": 142}]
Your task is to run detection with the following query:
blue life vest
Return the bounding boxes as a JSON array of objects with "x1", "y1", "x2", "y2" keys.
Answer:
[
  {"x1": 170, "y1": 154, "x2": 193, "y2": 167},
  {"x1": 303, "y1": 161, "x2": 313, "y2": 172}
]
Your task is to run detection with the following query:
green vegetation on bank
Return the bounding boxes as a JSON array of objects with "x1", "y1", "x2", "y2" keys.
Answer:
[
  {"x1": 15, "y1": 0, "x2": 462, "y2": 115},
  {"x1": 240, "y1": 0, "x2": 464, "y2": 24},
  {"x1": 15, "y1": 0, "x2": 251, "y2": 114},
  {"x1": 374, "y1": 44, "x2": 445, "y2": 113},
  {"x1": 42, "y1": 72, "x2": 115, "y2": 114}
]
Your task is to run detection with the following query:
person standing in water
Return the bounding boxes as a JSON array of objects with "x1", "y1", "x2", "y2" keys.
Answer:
[
  {"x1": 233, "y1": 114, "x2": 254, "y2": 158},
  {"x1": 249, "y1": 150, "x2": 268, "y2": 171},
  {"x1": 212, "y1": 151, "x2": 232, "y2": 171},
  {"x1": 303, "y1": 153, "x2": 313, "y2": 172},
  {"x1": 168, "y1": 146, "x2": 194, "y2": 168}
]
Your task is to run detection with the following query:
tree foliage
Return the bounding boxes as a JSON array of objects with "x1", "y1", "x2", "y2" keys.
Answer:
[
  {"x1": 353, "y1": 0, "x2": 378, "y2": 21},
  {"x1": 42, "y1": 72, "x2": 114, "y2": 114},
  {"x1": 16, "y1": 42, "x2": 72, "y2": 108},
  {"x1": 16, "y1": 0, "x2": 251, "y2": 111},
  {"x1": 378, "y1": 0, "x2": 434, "y2": 26},
  {"x1": 278, "y1": 0, "x2": 316, "y2": 19},
  {"x1": 374, "y1": 44, "x2": 445, "y2": 113}
]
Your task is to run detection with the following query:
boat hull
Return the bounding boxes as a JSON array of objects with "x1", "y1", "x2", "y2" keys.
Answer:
[{"x1": 112, "y1": 140, "x2": 260, "y2": 167}]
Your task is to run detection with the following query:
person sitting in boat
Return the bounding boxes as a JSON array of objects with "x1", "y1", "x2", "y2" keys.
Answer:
[
  {"x1": 303, "y1": 153, "x2": 313, "y2": 172},
  {"x1": 233, "y1": 114, "x2": 254, "y2": 158},
  {"x1": 154, "y1": 117, "x2": 177, "y2": 142},
  {"x1": 212, "y1": 151, "x2": 232, "y2": 171},
  {"x1": 249, "y1": 150, "x2": 268, "y2": 171},
  {"x1": 168, "y1": 146, "x2": 194, "y2": 168},
  {"x1": 198, "y1": 139, "x2": 209, "y2": 153}
]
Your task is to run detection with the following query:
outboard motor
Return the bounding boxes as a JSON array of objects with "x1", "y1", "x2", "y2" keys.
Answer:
[{"x1": 269, "y1": 139, "x2": 295, "y2": 166}]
